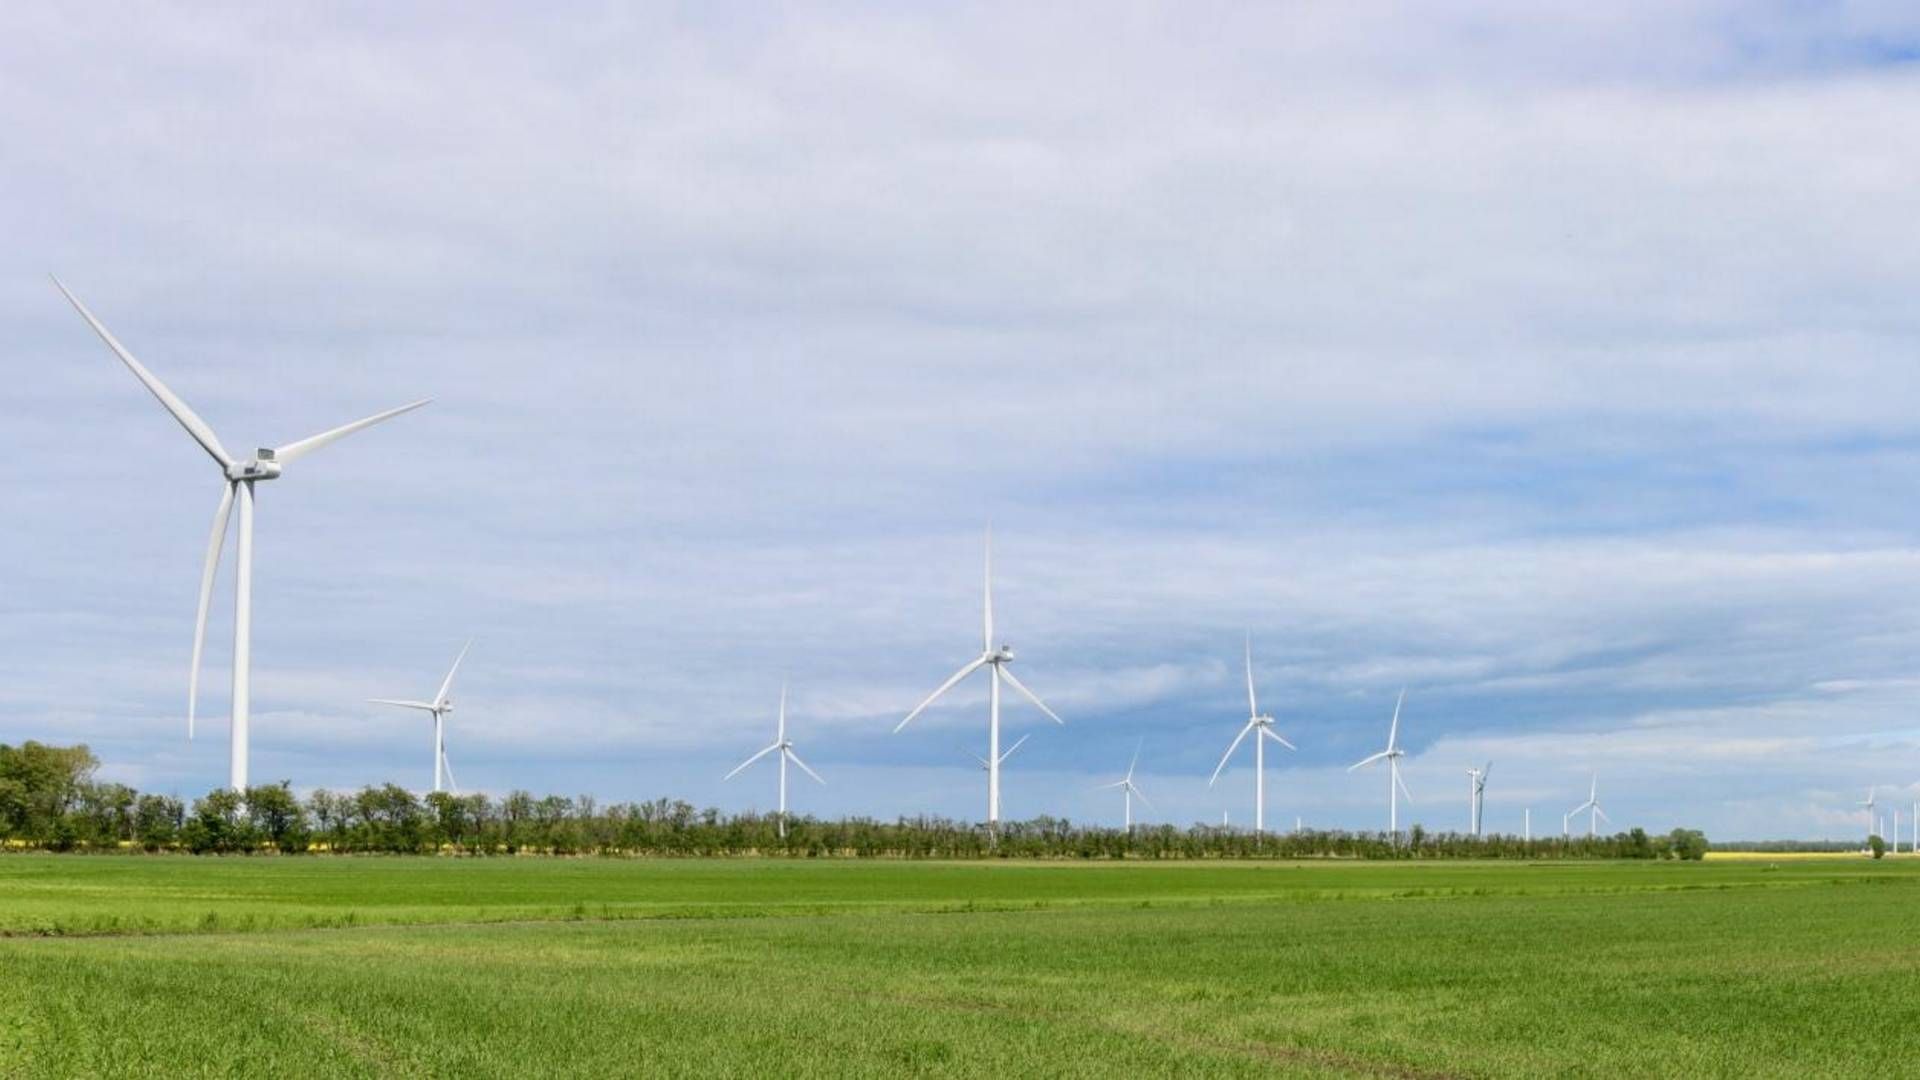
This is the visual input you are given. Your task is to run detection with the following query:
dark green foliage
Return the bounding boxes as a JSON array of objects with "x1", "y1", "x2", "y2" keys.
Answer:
[
  {"x1": 1869, "y1": 834, "x2": 1886, "y2": 859},
  {"x1": 1666, "y1": 828, "x2": 1710, "y2": 861},
  {"x1": 0, "y1": 741, "x2": 1715, "y2": 860}
]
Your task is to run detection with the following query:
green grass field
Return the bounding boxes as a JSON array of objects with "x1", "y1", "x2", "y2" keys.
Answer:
[{"x1": 1, "y1": 856, "x2": 1913, "y2": 1077}]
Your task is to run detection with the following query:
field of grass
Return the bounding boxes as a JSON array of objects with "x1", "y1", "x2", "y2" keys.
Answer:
[{"x1": 1, "y1": 856, "x2": 1914, "y2": 1076}]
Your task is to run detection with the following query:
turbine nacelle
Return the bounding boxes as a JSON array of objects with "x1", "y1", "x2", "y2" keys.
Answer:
[
  {"x1": 988, "y1": 645, "x2": 1015, "y2": 663},
  {"x1": 224, "y1": 452, "x2": 283, "y2": 482}
]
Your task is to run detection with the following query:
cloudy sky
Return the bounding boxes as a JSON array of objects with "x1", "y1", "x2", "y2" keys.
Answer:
[{"x1": 5, "y1": 3, "x2": 1920, "y2": 839}]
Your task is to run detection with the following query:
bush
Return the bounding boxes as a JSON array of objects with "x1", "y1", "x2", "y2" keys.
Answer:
[
  {"x1": 1667, "y1": 828, "x2": 1709, "y2": 861},
  {"x1": 1869, "y1": 834, "x2": 1886, "y2": 859}
]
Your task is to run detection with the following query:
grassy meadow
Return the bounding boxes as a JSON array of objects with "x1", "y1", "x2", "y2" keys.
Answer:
[{"x1": 1, "y1": 856, "x2": 1914, "y2": 1076}]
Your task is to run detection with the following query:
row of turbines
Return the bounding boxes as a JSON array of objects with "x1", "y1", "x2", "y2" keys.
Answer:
[{"x1": 57, "y1": 277, "x2": 1626, "y2": 838}]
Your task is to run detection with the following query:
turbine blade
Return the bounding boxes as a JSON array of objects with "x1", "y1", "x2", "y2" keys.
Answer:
[
  {"x1": 1594, "y1": 805, "x2": 1612, "y2": 825},
  {"x1": 1387, "y1": 688, "x2": 1405, "y2": 751},
  {"x1": 1395, "y1": 768, "x2": 1414, "y2": 804},
  {"x1": 999, "y1": 732, "x2": 1031, "y2": 764},
  {"x1": 1094, "y1": 779, "x2": 1129, "y2": 790},
  {"x1": 894, "y1": 656, "x2": 988, "y2": 732},
  {"x1": 784, "y1": 748, "x2": 826, "y2": 785},
  {"x1": 434, "y1": 639, "x2": 473, "y2": 708},
  {"x1": 188, "y1": 484, "x2": 235, "y2": 740},
  {"x1": 1348, "y1": 750, "x2": 1390, "y2": 772},
  {"x1": 1244, "y1": 632, "x2": 1257, "y2": 719},
  {"x1": 1260, "y1": 728, "x2": 1297, "y2": 751},
  {"x1": 273, "y1": 399, "x2": 431, "y2": 465},
  {"x1": 997, "y1": 667, "x2": 1062, "y2": 724},
  {"x1": 1128, "y1": 781, "x2": 1154, "y2": 809},
  {"x1": 440, "y1": 749, "x2": 459, "y2": 796},
  {"x1": 369, "y1": 698, "x2": 439, "y2": 712},
  {"x1": 1126, "y1": 737, "x2": 1142, "y2": 781},
  {"x1": 723, "y1": 742, "x2": 781, "y2": 781},
  {"x1": 53, "y1": 277, "x2": 235, "y2": 468},
  {"x1": 1209, "y1": 721, "x2": 1256, "y2": 787},
  {"x1": 982, "y1": 526, "x2": 994, "y2": 653},
  {"x1": 778, "y1": 680, "x2": 788, "y2": 742},
  {"x1": 966, "y1": 751, "x2": 991, "y2": 770}
]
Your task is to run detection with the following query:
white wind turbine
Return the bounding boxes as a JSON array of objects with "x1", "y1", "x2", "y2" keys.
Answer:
[
  {"x1": 895, "y1": 531, "x2": 1063, "y2": 826},
  {"x1": 1349, "y1": 690, "x2": 1412, "y2": 839},
  {"x1": 724, "y1": 683, "x2": 824, "y2": 838},
  {"x1": 1208, "y1": 637, "x2": 1295, "y2": 833},
  {"x1": 57, "y1": 278, "x2": 428, "y2": 792},
  {"x1": 369, "y1": 641, "x2": 472, "y2": 795},
  {"x1": 1858, "y1": 787, "x2": 1877, "y2": 848},
  {"x1": 1096, "y1": 738, "x2": 1153, "y2": 831},
  {"x1": 1568, "y1": 773, "x2": 1610, "y2": 839},
  {"x1": 1466, "y1": 762, "x2": 1490, "y2": 837},
  {"x1": 965, "y1": 733, "x2": 1030, "y2": 774}
]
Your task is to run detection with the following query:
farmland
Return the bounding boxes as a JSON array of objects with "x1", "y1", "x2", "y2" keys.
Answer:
[{"x1": 1, "y1": 856, "x2": 1915, "y2": 1076}]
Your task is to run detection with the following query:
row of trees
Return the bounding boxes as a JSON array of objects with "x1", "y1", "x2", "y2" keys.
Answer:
[{"x1": 3, "y1": 741, "x2": 1709, "y2": 858}]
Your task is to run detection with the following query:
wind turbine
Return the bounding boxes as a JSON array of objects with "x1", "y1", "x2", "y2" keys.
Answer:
[
  {"x1": 1858, "y1": 787, "x2": 1877, "y2": 849},
  {"x1": 369, "y1": 641, "x2": 472, "y2": 795},
  {"x1": 724, "y1": 682, "x2": 824, "y2": 838},
  {"x1": 1096, "y1": 738, "x2": 1153, "y2": 831},
  {"x1": 1568, "y1": 774, "x2": 1610, "y2": 839},
  {"x1": 1208, "y1": 636, "x2": 1295, "y2": 833},
  {"x1": 1349, "y1": 690, "x2": 1412, "y2": 839},
  {"x1": 965, "y1": 734, "x2": 1029, "y2": 773},
  {"x1": 57, "y1": 278, "x2": 428, "y2": 792},
  {"x1": 895, "y1": 530, "x2": 1063, "y2": 826},
  {"x1": 1466, "y1": 762, "x2": 1490, "y2": 837}
]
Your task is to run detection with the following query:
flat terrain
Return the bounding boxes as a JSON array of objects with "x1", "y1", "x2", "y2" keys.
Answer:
[{"x1": 1, "y1": 857, "x2": 1914, "y2": 1076}]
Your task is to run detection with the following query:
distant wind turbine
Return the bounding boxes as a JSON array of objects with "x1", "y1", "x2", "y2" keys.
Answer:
[
  {"x1": 724, "y1": 683, "x2": 824, "y2": 838},
  {"x1": 895, "y1": 529, "x2": 1063, "y2": 826},
  {"x1": 965, "y1": 734, "x2": 1029, "y2": 773},
  {"x1": 1208, "y1": 636, "x2": 1295, "y2": 833},
  {"x1": 1568, "y1": 774, "x2": 1610, "y2": 839},
  {"x1": 1349, "y1": 690, "x2": 1412, "y2": 839},
  {"x1": 1858, "y1": 787, "x2": 1877, "y2": 848},
  {"x1": 1466, "y1": 762, "x2": 1491, "y2": 837},
  {"x1": 369, "y1": 640, "x2": 472, "y2": 795},
  {"x1": 1096, "y1": 739, "x2": 1153, "y2": 832},
  {"x1": 56, "y1": 277, "x2": 429, "y2": 792}
]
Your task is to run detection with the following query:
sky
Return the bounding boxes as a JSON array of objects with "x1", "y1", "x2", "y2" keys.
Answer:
[{"x1": 5, "y1": 2, "x2": 1920, "y2": 840}]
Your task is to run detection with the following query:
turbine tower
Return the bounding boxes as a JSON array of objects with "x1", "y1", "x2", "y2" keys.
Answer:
[
  {"x1": 724, "y1": 683, "x2": 825, "y2": 838},
  {"x1": 1466, "y1": 762, "x2": 1491, "y2": 837},
  {"x1": 1568, "y1": 774, "x2": 1610, "y2": 839},
  {"x1": 895, "y1": 530, "x2": 1063, "y2": 826},
  {"x1": 58, "y1": 278, "x2": 428, "y2": 792},
  {"x1": 1096, "y1": 738, "x2": 1153, "y2": 832},
  {"x1": 369, "y1": 641, "x2": 472, "y2": 794},
  {"x1": 1208, "y1": 636, "x2": 1295, "y2": 833},
  {"x1": 1858, "y1": 787, "x2": 1877, "y2": 849},
  {"x1": 1349, "y1": 690, "x2": 1412, "y2": 839}
]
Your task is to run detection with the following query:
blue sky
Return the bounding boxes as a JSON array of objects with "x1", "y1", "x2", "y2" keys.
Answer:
[{"x1": 5, "y1": 3, "x2": 1920, "y2": 839}]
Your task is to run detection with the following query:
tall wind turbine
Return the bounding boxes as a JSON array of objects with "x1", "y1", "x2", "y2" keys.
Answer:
[
  {"x1": 1096, "y1": 738, "x2": 1153, "y2": 831},
  {"x1": 724, "y1": 682, "x2": 824, "y2": 838},
  {"x1": 1208, "y1": 636, "x2": 1295, "y2": 833},
  {"x1": 1858, "y1": 787, "x2": 1877, "y2": 848},
  {"x1": 1349, "y1": 690, "x2": 1412, "y2": 839},
  {"x1": 1466, "y1": 762, "x2": 1491, "y2": 837},
  {"x1": 58, "y1": 278, "x2": 428, "y2": 792},
  {"x1": 369, "y1": 641, "x2": 471, "y2": 795},
  {"x1": 1568, "y1": 774, "x2": 1610, "y2": 839},
  {"x1": 895, "y1": 530, "x2": 1063, "y2": 826}
]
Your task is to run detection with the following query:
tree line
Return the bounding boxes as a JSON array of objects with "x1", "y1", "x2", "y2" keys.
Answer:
[{"x1": 2, "y1": 740, "x2": 1709, "y2": 859}]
